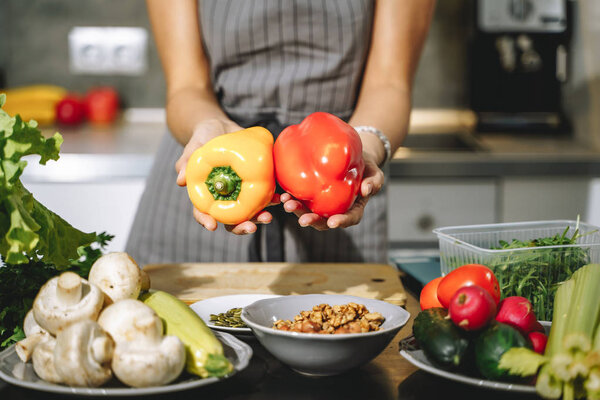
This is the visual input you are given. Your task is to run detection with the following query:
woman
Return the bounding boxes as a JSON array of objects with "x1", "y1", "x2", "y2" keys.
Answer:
[{"x1": 126, "y1": 0, "x2": 435, "y2": 264}]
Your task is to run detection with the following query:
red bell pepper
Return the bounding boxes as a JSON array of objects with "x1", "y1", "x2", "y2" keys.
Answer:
[{"x1": 273, "y1": 112, "x2": 365, "y2": 217}]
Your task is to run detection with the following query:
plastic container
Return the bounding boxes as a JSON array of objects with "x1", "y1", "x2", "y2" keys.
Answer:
[{"x1": 433, "y1": 220, "x2": 600, "y2": 321}]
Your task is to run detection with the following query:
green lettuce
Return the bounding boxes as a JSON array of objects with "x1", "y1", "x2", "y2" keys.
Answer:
[{"x1": 0, "y1": 93, "x2": 97, "y2": 267}]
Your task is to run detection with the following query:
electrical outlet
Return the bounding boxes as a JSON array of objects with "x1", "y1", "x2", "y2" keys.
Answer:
[{"x1": 69, "y1": 27, "x2": 148, "y2": 75}]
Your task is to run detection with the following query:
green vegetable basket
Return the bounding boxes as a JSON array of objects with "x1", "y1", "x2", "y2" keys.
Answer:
[{"x1": 433, "y1": 220, "x2": 600, "y2": 321}]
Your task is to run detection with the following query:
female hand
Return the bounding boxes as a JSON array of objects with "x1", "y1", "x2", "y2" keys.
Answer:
[
  {"x1": 280, "y1": 151, "x2": 384, "y2": 231},
  {"x1": 175, "y1": 118, "x2": 279, "y2": 234}
]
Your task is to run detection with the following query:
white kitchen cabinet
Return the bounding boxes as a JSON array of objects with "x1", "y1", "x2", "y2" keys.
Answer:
[
  {"x1": 387, "y1": 178, "x2": 497, "y2": 243},
  {"x1": 500, "y1": 177, "x2": 590, "y2": 222},
  {"x1": 23, "y1": 180, "x2": 146, "y2": 253}
]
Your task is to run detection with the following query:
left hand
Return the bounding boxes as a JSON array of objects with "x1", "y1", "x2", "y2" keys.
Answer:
[{"x1": 280, "y1": 152, "x2": 384, "y2": 231}]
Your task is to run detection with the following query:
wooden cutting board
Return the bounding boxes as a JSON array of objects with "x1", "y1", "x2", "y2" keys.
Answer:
[{"x1": 143, "y1": 263, "x2": 407, "y2": 306}]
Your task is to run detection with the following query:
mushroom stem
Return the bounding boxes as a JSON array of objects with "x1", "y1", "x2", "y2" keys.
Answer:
[
  {"x1": 15, "y1": 332, "x2": 49, "y2": 362},
  {"x1": 92, "y1": 336, "x2": 114, "y2": 364},
  {"x1": 56, "y1": 272, "x2": 82, "y2": 306}
]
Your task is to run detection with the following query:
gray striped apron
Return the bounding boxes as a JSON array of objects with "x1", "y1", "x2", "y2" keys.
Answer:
[{"x1": 125, "y1": 0, "x2": 388, "y2": 265}]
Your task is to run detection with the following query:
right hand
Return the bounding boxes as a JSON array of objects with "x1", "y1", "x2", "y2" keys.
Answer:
[{"x1": 175, "y1": 118, "x2": 279, "y2": 234}]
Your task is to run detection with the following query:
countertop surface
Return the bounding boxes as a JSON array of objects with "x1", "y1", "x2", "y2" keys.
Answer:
[{"x1": 20, "y1": 109, "x2": 600, "y2": 182}]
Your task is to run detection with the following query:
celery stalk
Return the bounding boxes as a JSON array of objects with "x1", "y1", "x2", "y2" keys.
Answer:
[
  {"x1": 586, "y1": 368, "x2": 600, "y2": 399},
  {"x1": 536, "y1": 364, "x2": 563, "y2": 399},
  {"x1": 563, "y1": 264, "x2": 600, "y2": 353},
  {"x1": 550, "y1": 353, "x2": 574, "y2": 381},
  {"x1": 546, "y1": 278, "x2": 576, "y2": 356},
  {"x1": 536, "y1": 277, "x2": 575, "y2": 398}
]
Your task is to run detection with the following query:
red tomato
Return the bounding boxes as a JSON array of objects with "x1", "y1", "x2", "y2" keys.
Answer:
[
  {"x1": 419, "y1": 277, "x2": 444, "y2": 310},
  {"x1": 448, "y1": 285, "x2": 497, "y2": 330},
  {"x1": 437, "y1": 264, "x2": 501, "y2": 308},
  {"x1": 528, "y1": 331, "x2": 548, "y2": 354},
  {"x1": 84, "y1": 87, "x2": 119, "y2": 124},
  {"x1": 55, "y1": 95, "x2": 86, "y2": 125}
]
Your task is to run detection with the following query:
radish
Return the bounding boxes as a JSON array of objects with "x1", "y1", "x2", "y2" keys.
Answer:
[
  {"x1": 528, "y1": 331, "x2": 548, "y2": 354},
  {"x1": 448, "y1": 285, "x2": 497, "y2": 331},
  {"x1": 495, "y1": 296, "x2": 538, "y2": 335}
]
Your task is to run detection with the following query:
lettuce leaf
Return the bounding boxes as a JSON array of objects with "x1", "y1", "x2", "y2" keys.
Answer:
[{"x1": 0, "y1": 93, "x2": 97, "y2": 267}]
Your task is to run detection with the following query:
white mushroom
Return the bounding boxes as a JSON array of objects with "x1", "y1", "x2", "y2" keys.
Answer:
[
  {"x1": 88, "y1": 252, "x2": 150, "y2": 305},
  {"x1": 31, "y1": 336, "x2": 63, "y2": 384},
  {"x1": 15, "y1": 332, "x2": 50, "y2": 363},
  {"x1": 23, "y1": 309, "x2": 48, "y2": 337},
  {"x1": 32, "y1": 272, "x2": 104, "y2": 336},
  {"x1": 15, "y1": 310, "x2": 52, "y2": 362},
  {"x1": 53, "y1": 320, "x2": 114, "y2": 387},
  {"x1": 97, "y1": 299, "x2": 162, "y2": 343},
  {"x1": 98, "y1": 299, "x2": 185, "y2": 387}
]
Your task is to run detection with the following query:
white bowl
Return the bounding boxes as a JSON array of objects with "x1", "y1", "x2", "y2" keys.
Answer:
[{"x1": 241, "y1": 294, "x2": 410, "y2": 376}]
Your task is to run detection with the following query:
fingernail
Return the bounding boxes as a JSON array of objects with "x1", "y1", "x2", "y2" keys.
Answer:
[
  {"x1": 177, "y1": 169, "x2": 185, "y2": 182},
  {"x1": 365, "y1": 183, "x2": 373, "y2": 196}
]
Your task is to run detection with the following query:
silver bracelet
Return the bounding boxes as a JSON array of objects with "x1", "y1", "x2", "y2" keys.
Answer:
[{"x1": 354, "y1": 125, "x2": 392, "y2": 166}]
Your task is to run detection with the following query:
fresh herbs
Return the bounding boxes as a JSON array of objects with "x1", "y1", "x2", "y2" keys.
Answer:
[
  {"x1": 443, "y1": 226, "x2": 593, "y2": 321},
  {"x1": 489, "y1": 227, "x2": 591, "y2": 321},
  {"x1": 0, "y1": 94, "x2": 113, "y2": 349}
]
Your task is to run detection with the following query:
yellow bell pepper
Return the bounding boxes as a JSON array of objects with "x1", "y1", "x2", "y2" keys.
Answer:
[{"x1": 185, "y1": 126, "x2": 276, "y2": 225}]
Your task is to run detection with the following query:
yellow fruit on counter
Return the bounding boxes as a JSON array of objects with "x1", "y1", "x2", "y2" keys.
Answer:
[
  {"x1": 0, "y1": 85, "x2": 68, "y2": 125},
  {"x1": 1, "y1": 85, "x2": 67, "y2": 103}
]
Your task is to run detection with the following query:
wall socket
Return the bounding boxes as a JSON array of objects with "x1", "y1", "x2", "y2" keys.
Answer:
[{"x1": 69, "y1": 27, "x2": 148, "y2": 75}]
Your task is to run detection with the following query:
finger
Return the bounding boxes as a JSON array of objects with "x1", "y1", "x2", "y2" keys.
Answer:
[
  {"x1": 328, "y1": 197, "x2": 368, "y2": 229},
  {"x1": 175, "y1": 142, "x2": 202, "y2": 186},
  {"x1": 193, "y1": 209, "x2": 218, "y2": 231},
  {"x1": 279, "y1": 192, "x2": 293, "y2": 203},
  {"x1": 225, "y1": 221, "x2": 257, "y2": 235},
  {"x1": 252, "y1": 211, "x2": 273, "y2": 224},
  {"x1": 283, "y1": 199, "x2": 305, "y2": 214},
  {"x1": 298, "y1": 213, "x2": 329, "y2": 231},
  {"x1": 360, "y1": 166, "x2": 385, "y2": 197}
]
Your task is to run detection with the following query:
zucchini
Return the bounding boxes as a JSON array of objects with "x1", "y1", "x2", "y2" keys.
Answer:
[
  {"x1": 140, "y1": 290, "x2": 233, "y2": 378},
  {"x1": 475, "y1": 322, "x2": 530, "y2": 381},
  {"x1": 413, "y1": 308, "x2": 470, "y2": 370}
]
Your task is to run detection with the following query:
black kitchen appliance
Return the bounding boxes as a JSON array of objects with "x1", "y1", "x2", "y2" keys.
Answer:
[{"x1": 469, "y1": 0, "x2": 572, "y2": 133}]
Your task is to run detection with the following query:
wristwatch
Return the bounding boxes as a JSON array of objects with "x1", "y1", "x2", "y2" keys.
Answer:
[{"x1": 354, "y1": 125, "x2": 392, "y2": 166}]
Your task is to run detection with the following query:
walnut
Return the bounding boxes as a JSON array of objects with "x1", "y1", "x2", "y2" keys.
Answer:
[{"x1": 272, "y1": 303, "x2": 385, "y2": 334}]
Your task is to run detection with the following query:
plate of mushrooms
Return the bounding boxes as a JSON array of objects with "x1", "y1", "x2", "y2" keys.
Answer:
[{"x1": 0, "y1": 252, "x2": 253, "y2": 396}]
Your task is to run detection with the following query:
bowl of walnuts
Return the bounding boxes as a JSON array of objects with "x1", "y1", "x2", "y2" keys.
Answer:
[{"x1": 241, "y1": 294, "x2": 410, "y2": 376}]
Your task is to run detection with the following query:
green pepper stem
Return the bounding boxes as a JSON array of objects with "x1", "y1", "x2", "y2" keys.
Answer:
[{"x1": 205, "y1": 166, "x2": 242, "y2": 201}]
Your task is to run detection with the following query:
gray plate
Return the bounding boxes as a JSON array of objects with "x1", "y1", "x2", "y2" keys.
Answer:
[
  {"x1": 399, "y1": 336, "x2": 536, "y2": 393},
  {"x1": 0, "y1": 331, "x2": 252, "y2": 396}
]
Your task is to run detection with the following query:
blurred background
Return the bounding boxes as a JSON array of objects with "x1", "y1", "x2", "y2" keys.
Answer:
[{"x1": 2, "y1": 0, "x2": 599, "y2": 263}]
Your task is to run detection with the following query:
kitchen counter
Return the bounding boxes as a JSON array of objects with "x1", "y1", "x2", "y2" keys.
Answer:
[{"x1": 392, "y1": 131, "x2": 600, "y2": 178}]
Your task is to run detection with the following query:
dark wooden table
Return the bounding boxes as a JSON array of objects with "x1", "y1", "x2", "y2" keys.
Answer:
[{"x1": 0, "y1": 289, "x2": 542, "y2": 400}]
